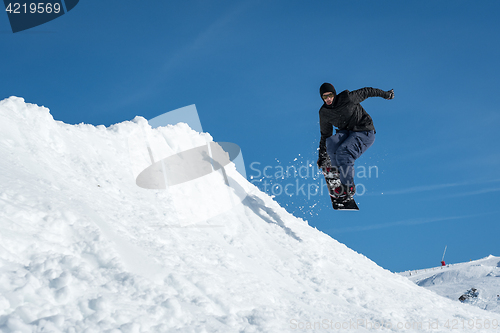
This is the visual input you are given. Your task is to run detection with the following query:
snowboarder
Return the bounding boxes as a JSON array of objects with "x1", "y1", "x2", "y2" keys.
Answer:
[{"x1": 317, "y1": 83, "x2": 394, "y2": 201}]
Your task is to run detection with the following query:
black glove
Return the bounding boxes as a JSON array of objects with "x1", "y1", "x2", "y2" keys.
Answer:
[
  {"x1": 317, "y1": 151, "x2": 328, "y2": 169},
  {"x1": 386, "y1": 89, "x2": 394, "y2": 100}
]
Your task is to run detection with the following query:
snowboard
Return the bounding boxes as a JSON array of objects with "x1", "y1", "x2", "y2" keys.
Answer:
[{"x1": 321, "y1": 165, "x2": 359, "y2": 211}]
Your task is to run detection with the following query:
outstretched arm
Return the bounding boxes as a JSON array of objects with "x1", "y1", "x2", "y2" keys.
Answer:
[{"x1": 349, "y1": 88, "x2": 394, "y2": 104}]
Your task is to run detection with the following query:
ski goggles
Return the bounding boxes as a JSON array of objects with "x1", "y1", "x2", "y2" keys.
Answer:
[{"x1": 322, "y1": 92, "x2": 334, "y2": 100}]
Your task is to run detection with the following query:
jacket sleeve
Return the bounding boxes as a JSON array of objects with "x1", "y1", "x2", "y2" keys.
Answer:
[
  {"x1": 318, "y1": 110, "x2": 332, "y2": 155},
  {"x1": 349, "y1": 87, "x2": 391, "y2": 104},
  {"x1": 319, "y1": 136, "x2": 327, "y2": 156}
]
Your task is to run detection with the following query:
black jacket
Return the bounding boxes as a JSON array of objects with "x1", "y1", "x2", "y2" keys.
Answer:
[{"x1": 318, "y1": 87, "x2": 390, "y2": 153}]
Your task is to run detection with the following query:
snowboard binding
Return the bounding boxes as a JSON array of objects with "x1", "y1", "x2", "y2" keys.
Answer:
[{"x1": 321, "y1": 165, "x2": 359, "y2": 211}]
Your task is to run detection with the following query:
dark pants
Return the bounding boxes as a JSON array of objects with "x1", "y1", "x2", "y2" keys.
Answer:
[{"x1": 325, "y1": 130, "x2": 375, "y2": 185}]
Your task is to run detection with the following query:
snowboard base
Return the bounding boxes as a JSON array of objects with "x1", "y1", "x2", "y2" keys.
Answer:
[{"x1": 331, "y1": 196, "x2": 359, "y2": 211}]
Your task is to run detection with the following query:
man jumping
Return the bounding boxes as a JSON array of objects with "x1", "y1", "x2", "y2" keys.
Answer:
[{"x1": 317, "y1": 83, "x2": 394, "y2": 201}]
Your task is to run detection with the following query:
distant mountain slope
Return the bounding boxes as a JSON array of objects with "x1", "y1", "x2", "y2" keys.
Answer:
[
  {"x1": 401, "y1": 255, "x2": 500, "y2": 314},
  {"x1": 1, "y1": 96, "x2": 499, "y2": 332}
]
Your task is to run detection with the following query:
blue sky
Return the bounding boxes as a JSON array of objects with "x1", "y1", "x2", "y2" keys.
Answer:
[{"x1": 2, "y1": 1, "x2": 500, "y2": 272}]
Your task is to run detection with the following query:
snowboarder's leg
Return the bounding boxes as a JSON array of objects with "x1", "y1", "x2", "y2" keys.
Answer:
[
  {"x1": 335, "y1": 130, "x2": 375, "y2": 186},
  {"x1": 325, "y1": 130, "x2": 349, "y2": 169},
  {"x1": 324, "y1": 130, "x2": 349, "y2": 189}
]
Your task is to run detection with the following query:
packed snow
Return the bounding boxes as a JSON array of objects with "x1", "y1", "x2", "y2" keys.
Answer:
[
  {"x1": 401, "y1": 255, "x2": 500, "y2": 315},
  {"x1": 1, "y1": 96, "x2": 500, "y2": 332}
]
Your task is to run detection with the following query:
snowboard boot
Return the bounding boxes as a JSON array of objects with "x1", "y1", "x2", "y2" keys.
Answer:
[
  {"x1": 323, "y1": 166, "x2": 341, "y2": 189},
  {"x1": 332, "y1": 183, "x2": 356, "y2": 202}
]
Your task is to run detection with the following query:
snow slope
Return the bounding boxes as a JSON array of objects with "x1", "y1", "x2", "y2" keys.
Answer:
[
  {"x1": 1, "y1": 96, "x2": 500, "y2": 332},
  {"x1": 401, "y1": 256, "x2": 500, "y2": 314}
]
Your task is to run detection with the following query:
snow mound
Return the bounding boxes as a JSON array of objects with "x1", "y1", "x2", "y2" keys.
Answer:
[
  {"x1": 403, "y1": 256, "x2": 500, "y2": 314},
  {"x1": 1, "y1": 96, "x2": 500, "y2": 332}
]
